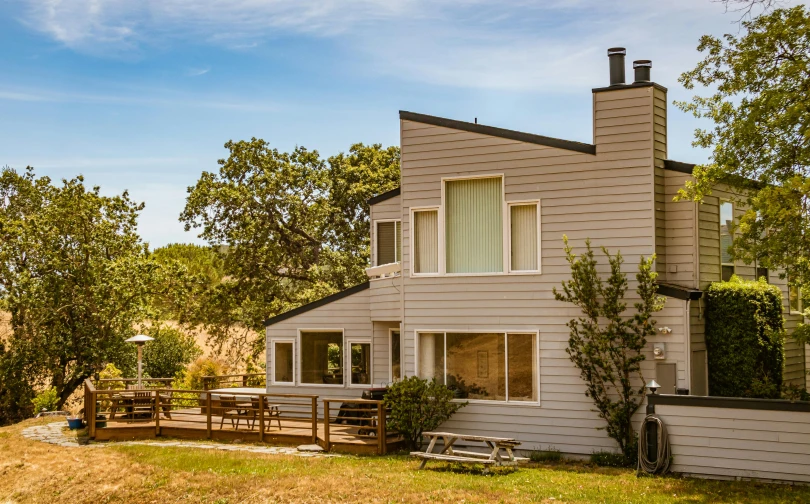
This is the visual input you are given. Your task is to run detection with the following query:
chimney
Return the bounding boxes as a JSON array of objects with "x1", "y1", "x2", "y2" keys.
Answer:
[
  {"x1": 607, "y1": 47, "x2": 626, "y2": 86},
  {"x1": 633, "y1": 60, "x2": 652, "y2": 83}
]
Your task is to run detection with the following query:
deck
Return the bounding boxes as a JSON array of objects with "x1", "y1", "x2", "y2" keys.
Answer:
[{"x1": 85, "y1": 380, "x2": 403, "y2": 455}]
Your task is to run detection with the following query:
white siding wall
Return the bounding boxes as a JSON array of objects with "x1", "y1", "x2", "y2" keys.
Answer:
[
  {"x1": 397, "y1": 85, "x2": 679, "y2": 455},
  {"x1": 657, "y1": 402, "x2": 810, "y2": 483}
]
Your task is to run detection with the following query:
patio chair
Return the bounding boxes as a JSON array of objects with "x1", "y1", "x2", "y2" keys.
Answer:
[
  {"x1": 130, "y1": 390, "x2": 155, "y2": 421},
  {"x1": 219, "y1": 395, "x2": 251, "y2": 431},
  {"x1": 250, "y1": 396, "x2": 282, "y2": 431}
]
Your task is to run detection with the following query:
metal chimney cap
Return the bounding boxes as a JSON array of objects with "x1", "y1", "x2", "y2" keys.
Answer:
[
  {"x1": 633, "y1": 60, "x2": 652, "y2": 68},
  {"x1": 607, "y1": 47, "x2": 626, "y2": 56},
  {"x1": 126, "y1": 334, "x2": 154, "y2": 344}
]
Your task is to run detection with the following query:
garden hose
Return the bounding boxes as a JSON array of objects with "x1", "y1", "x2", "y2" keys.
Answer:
[{"x1": 638, "y1": 414, "x2": 671, "y2": 475}]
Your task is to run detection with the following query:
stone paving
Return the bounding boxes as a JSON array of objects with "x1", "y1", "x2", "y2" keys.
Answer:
[{"x1": 22, "y1": 422, "x2": 336, "y2": 458}]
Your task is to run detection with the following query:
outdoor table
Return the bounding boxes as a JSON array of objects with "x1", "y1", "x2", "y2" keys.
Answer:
[
  {"x1": 109, "y1": 391, "x2": 172, "y2": 420},
  {"x1": 411, "y1": 431, "x2": 528, "y2": 471}
]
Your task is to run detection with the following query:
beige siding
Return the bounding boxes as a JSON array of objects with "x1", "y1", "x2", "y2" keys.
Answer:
[
  {"x1": 373, "y1": 321, "x2": 400, "y2": 384},
  {"x1": 397, "y1": 86, "x2": 676, "y2": 455},
  {"x1": 265, "y1": 288, "x2": 373, "y2": 399},
  {"x1": 663, "y1": 170, "x2": 696, "y2": 287},
  {"x1": 369, "y1": 193, "x2": 405, "y2": 321},
  {"x1": 653, "y1": 87, "x2": 667, "y2": 277},
  {"x1": 657, "y1": 403, "x2": 810, "y2": 483}
]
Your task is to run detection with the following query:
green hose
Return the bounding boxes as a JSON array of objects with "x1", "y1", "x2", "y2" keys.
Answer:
[{"x1": 638, "y1": 414, "x2": 671, "y2": 475}]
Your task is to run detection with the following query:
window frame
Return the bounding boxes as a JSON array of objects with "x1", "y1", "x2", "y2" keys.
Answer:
[
  {"x1": 346, "y1": 337, "x2": 374, "y2": 388},
  {"x1": 389, "y1": 327, "x2": 402, "y2": 383},
  {"x1": 409, "y1": 206, "x2": 441, "y2": 277},
  {"x1": 373, "y1": 219, "x2": 401, "y2": 267},
  {"x1": 719, "y1": 200, "x2": 735, "y2": 281},
  {"x1": 269, "y1": 338, "x2": 296, "y2": 386},
  {"x1": 440, "y1": 173, "x2": 507, "y2": 276},
  {"x1": 296, "y1": 328, "x2": 346, "y2": 388},
  {"x1": 507, "y1": 200, "x2": 542, "y2": 274},
  {"x1": 414, "y1": 328, "x2": 540, "y2": 405},
  {"x1": 789, "y1": 283, "x2": 803, "y2": 315}
]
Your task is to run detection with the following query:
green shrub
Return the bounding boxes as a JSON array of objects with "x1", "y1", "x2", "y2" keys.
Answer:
[
  {"x1": 31, "y1": 387, "x2": 59, "y2": 413},
  {"x1": 384, "y1": 376, "x2": 466, "y2": 450},
  {"x1": 142, "y1": 324, "x2": 202, "y2": 380},
  {"x1": 178, "y1": 357, "x2": 228, "y2": 390},
  {"x1": 591, "y1": 450, "x2": 633, "y2": 468},
  {"x1": 705, "y1": 277, "x2": 785, "y2": 398},
  {"x1": 529, "y1": 447, "x2": 562, "y2": 463}
]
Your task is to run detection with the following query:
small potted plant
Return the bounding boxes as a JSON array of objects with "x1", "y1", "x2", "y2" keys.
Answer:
[{"x1": 66, "y1": 407, "x2": 83, "y2": 430}]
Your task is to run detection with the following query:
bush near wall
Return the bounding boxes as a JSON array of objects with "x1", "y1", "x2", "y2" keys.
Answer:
[{"x1": 705, "y1": 277, "x2": 785, "y2": 398}]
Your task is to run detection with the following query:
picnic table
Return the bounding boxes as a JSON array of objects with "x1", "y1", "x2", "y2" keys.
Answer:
[
  {"x1": 109, "y1": 391, "x2": 172, "y2": 421},
  {"x1": 411, "y1": 431, "x2": 528, "y2": 471}
]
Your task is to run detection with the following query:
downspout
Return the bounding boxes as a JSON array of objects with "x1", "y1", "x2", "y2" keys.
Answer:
[{"x1": 685, "y1": 299, "x2": 691, "y2": 394}]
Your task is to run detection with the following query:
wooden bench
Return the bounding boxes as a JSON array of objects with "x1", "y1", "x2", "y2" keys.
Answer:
[{"x1": 411, "y1": 431, "x2": 528, "y2": 472}]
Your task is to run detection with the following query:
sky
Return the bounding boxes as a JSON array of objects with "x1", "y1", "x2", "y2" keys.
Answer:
[{"x1": 0, "y1": 0, "x2": 793, "y2": 247}]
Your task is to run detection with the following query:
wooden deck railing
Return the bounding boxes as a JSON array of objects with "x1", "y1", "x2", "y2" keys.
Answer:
[
  {"x1": 96, "y1": 377, "x2": 175, "y2": 389},
  {"x1": 202, "y1": 373, "x2": 266, "y2": 390},
  {"x1": 84, "y1": 379, "x2": 316, "y2": 444},
  {"x1": 322, "y1": 398, "x2": 399, "y2": 455}
]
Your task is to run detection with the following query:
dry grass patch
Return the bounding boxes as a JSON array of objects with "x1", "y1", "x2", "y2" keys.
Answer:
[{"x1": 2, "y1": 419, "x2": 810, "y2": 503}]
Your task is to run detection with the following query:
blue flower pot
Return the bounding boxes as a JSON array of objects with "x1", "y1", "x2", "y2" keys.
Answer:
[{"x1": 67, "y1": 418, "x2": 83, "y2": 430}]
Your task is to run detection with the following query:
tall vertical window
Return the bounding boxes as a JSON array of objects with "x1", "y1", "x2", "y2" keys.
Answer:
[
  {"x1": 509, "y1": 203, "x2": 539, "y2": 272},
  {"x1": 445, "y1": 177, "x2": 503, "y2": 273},
  {"x1": 790, "y1": 283, "x2": 803, "y2": 314},
  {"x1": 273, "y1": 341, "x2": 294, "y2": 384},
  {"x1": 375, "y1": 220, "x2": 401, "y2": 266},
  {"x1": 720, "y1": 201, "x2": 735, "y2": 281},
  {"x1": 413, "y1": 209, "x2": 439, "y2": 274},
  {"x1": 390, "y1": 330, "x2": 402, "y2": 381},
  {"x1": 349, "y1": 342, "x2": 371, "y2": 385},
  {"x1": 300, "y1": 331, "x2": 343, "y2": 385},
  {"x1": 418, "y1": 332, "x2": 538, "y2": 402}
]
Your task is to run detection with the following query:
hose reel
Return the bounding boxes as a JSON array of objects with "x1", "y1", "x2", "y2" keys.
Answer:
[{"x1": 638, "y1": 414, "x2": 671, "y2": 475}]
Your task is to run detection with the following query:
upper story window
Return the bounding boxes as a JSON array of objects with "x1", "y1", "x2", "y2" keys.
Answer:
[
  {"x1": 720, "y1": 201, "x2": 735, "y2": 281},
  {"x1": 375, "y1": 220, "x2": 401, "y2": 266},
  {"x1": 789, "y1": 281, "x2": 804, "y2": 315},
  {"x1": 413, "y1": 209, "x2": 439, "y2": 274},
  {"x1": 509, "y1": 202, "x2": 540, "y2": 273},
  {"x1": 445, "y1": 176, "x2": 503, "y2": 274}
]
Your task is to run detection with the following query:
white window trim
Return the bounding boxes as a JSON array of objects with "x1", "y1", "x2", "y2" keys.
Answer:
[
  {"x1": 440, "y1": 173, "x2": 507, "y2": 277},
  {"x1": 719, "y1": 200, "x2": 735, "y2": 277},
  {"x1": 789, "y1": 283, "x2": 803, "y2": 315},
  {"x1": 270, "y1": 338, "x2": 296, "y2": 386},
  {"x1": 507, "y1": 199, "x2": 542, "y2": 274},
  {"x1": 346, "y1": 338, "x2": 374, "y2": 388},
  {"x1": 373, "y1": 219, "x2": 401, "y2": 267},
  {"x1": 389, "y1": 328, "x2": 402, "y2": 383},
  {"x1": 296, "y1": 328, "x2": 347, "y2": 388},
  {"x1": 409, "y1": 206, "x2": 441, "y2": 277},
  {"x1": 414, "y1": 328, "x2": 541, "y2": 406}
]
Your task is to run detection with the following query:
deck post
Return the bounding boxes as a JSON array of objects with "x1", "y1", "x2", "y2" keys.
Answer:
[
  {"x1": 206, "y1": 391, "x2": 212, "y2": 439},
  {"x1": 378, "y1": 401, "x2": 386, "y2": 455},
  {"x1": 311, "y1": 397, "x2": 317, "y2": 444},
  {"x1": 323, "y1": 399, "x2": 331, "y2": 452},
  {"x1": 155, "y1": 390, "x2": 161, "y2": 436},
  {"x1": 89, "y1": 388, "x2": 96, "y2": 438},
  {"x1": 259, "y1": 394, "x2": 265, "y2": 443}
]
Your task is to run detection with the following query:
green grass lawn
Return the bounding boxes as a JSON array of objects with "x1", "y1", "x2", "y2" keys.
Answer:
[{"x1": 3, "y1": 419, "x2": 809, "y2": 504}]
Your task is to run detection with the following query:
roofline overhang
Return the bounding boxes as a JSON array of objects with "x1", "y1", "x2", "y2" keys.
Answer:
[
  {"x1": 264, "y1": 281, "x2": 371, "y2": 327},
  {"x1": 400, "y1": 111, "x2": 596, "y2": 155},
  {"x1": 591, "y1": 81, "x2": 668, "y2": 94},
  {"x1": 656, "y1": 281, "x2": 703, "y2": 301},
  {"x1": 367, "y1": 187, "x2": 401, "y2": 206}
]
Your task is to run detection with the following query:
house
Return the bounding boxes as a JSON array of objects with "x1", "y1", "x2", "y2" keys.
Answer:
[{"x1": 265, "y1": 48, "x2": 810, "y2": 456}]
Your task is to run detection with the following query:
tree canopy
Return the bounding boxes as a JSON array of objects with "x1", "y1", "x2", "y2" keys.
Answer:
[
  {"x1": 180, "y1": 140, "x2": 399, "y2": 353},
  {"x1": 676, "y1": 6, "x2": 810, "y2": 305},
  {"x1": 0, "y1": 167, "x2": 173, "y2": 419}
]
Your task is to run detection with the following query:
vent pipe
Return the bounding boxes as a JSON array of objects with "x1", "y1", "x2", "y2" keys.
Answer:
[
  {"x1": 634, "y1": 60, "x2": 652, "y2": 83},
  {"x1": 607, "y1": 47, "x2": 626, "y2": 86}
]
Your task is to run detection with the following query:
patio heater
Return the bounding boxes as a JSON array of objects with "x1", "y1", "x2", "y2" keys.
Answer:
[{"x1": 125, "y1": 334, "x2": 154, "y2": 388}]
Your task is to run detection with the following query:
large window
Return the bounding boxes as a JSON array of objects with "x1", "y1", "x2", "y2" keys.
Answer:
[
  {"x1": 272, "y1": 340, "x2": 294, "y2": 384},
  {"x1": 445, "y1": 177, "x2": 503, "y2": 273},
  {"x1": 413, "y1": 209, "x2": 439, "y2": 274},
  {"x1": 375, "y1": 220, "x2": 401, "y2": 266},
  {"x1": 390, "y1": 330, "x2": 402, "y2": 381},
  {"x1": 720, "y1": 201, "x2": 735, "y2": 281},
  {"x1": 509, "y1": 202, "x2": 539, "y2": 272},
  {"x1": 417, "y1": 332, "x2": 537, "y2": 402},
  {"x1": 300, "y1": 331, "x2": 343, "y2": 385}
]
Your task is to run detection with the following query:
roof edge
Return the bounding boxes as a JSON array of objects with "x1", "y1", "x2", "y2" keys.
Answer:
[
  {"x1": 367, "y1": 187, "x2": 401, "y2": 206},
  {"x1": 264, "y1": 281, "x2": 371, "y2": 327},
  {"x1": 664, "y1": 159, "x2": 695, "y2": 175},
  {"x1": 399, "y1": 111, "x2": 596, "y2": 155},
  {"x1": 656, "y1": 281, "x2": 703, "y2": 301},
  {"x1": 592, "y1": 82, "x2": 668, "y2": 93},
  {"x1": 648, "y1": 393, "x2": 810, "y2": 413}
]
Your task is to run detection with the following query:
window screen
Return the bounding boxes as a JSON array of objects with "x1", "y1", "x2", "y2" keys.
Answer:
[
  {"x1": 445, "y1": 177, "x2": 503, "y2": 273},
  {"x1": 510, "y1": 203, "x2": 538, "y2": 271},
  {"x1": 413, "y1": 210, "x2": 438, "y2": 274}
]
